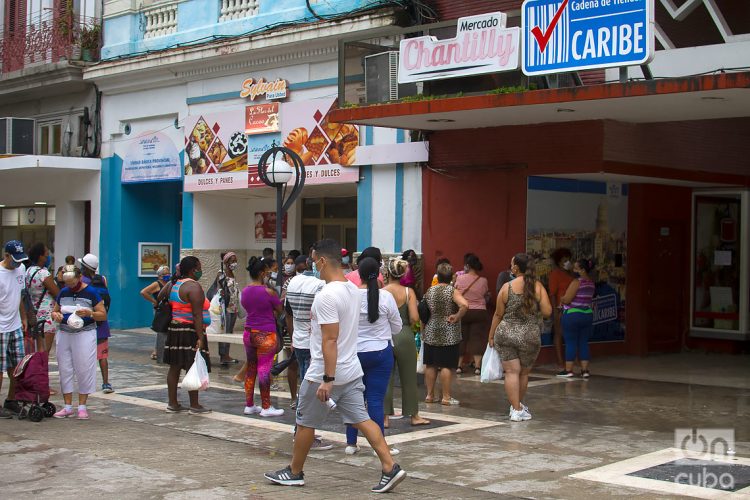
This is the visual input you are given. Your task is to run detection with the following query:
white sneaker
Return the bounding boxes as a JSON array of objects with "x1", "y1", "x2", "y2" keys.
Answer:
[
  {"x1": 345, "y1": 445, "x2": 361, "y2": 455},
  {"x1": 509, "y1": 407, "x2": 531, "y2": 422},
  {"x1": 259, "y1": 406, "x2": 284, "y2": 417},
  {"x1": 372, "y1": 447, "x2": 400, "y2": 457},
  {"x1": 509, "y1": 403, "x2": 531, "y2": 417},
  {"x1": 243, "y1": 405, "x2": 261, "y2": 415}
]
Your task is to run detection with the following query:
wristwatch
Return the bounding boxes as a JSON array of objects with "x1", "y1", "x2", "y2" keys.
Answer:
[{"x1": 322, "y1": 375, "x2": 335, "y2": 383}]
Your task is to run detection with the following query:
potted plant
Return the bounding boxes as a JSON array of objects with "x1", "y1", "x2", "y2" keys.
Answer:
[{"x1": 80, "y1": 22, "x2": 101, "y2": 62}]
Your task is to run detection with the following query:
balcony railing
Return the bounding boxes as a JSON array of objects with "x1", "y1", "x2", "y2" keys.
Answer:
[
  {"x1": 0, "y1": 13, "x2": 102, "y2": 74},
  {"x1": 220, "y1": 0, "x2": 259, "y2": 22},
  {"x1": 143, "y1": 4, "x2": 178, "y2": 39}
]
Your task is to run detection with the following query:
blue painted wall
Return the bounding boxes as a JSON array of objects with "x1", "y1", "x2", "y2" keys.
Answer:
[
  {"x1": 100, "y1": 155, "x2": 183, "y2": 329},
  {"x1": 102, "y1": 0, "x2": 393, "y2": 60}
]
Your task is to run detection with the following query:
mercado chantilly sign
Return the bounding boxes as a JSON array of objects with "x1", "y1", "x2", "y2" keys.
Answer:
[{"x1": 398, "y1": 12, "x2": 520, "y2": 83}]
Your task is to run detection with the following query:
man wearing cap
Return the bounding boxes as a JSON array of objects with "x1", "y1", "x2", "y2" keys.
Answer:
[
  {"x1": 0, "y1": 240, "x2": 29, "y2": 418},
  {"x1": 78, "y1": 254, "x2": 114, "y2": 394}
]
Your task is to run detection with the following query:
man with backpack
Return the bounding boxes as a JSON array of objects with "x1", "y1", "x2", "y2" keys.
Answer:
[
  {"x1": 79, "y1": 254, "x2": 114, "y2": 394},
  {"x1": 0, "y1": 241, "x2": 29, "y2": 418}
]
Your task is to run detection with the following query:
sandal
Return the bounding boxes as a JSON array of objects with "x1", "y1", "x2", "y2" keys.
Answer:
[
  {"x1": 441, "y1": 398, "x2": 460, "y2": 406},
  {"x1": 150, "y1": 353, "x2": 157, "y2": 360},
  {"x1": 411, "y1": 417, "x2": 431, "y2": 426},
  {"x1": 424, "y1": 396, "x2": 436, "y2": 403}
]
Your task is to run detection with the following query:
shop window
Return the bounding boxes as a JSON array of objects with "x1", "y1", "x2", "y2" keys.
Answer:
[
  {"x1": 692, "y1": 193, "x2": 746, "y2": 333},
  {"x1": 324, "y1": 197, "x2": 357, "y2": 219},
  {"x1": 302, "y1": 197, "x2": 357, "y2": 253},
  {"x1": 38, "y1": 122, "x2": 62, "y2": 155}
]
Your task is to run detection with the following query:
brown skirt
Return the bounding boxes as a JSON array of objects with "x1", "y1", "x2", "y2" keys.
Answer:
[{"x1": 163, "y1": 321, "x2": 211, "y2": 372}]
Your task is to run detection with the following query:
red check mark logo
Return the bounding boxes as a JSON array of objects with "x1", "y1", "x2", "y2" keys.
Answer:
[{"x1": 531, "y1": 0, "x2": 569, "y2": 53}]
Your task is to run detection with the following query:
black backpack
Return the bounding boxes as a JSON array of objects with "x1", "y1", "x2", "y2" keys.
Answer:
[{"x1": 89, "y1": 274, "x2": 111, "y2": 311}]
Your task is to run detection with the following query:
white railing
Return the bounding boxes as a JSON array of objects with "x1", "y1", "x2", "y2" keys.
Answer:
[
  {"x1": 143, "y1": 4, "x2": 178, "y2": 39},
  {"x1": 220, "y1": 0, "x2": 259, "y2": 22}
]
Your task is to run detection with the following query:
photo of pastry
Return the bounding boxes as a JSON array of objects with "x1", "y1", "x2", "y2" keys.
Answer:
[
  {"x1": 319, "y1": 114, "x2": 342, "y2": 141},
  {"x1": 326, "y1": 124, "x2": 359, "y2": 166},
  {"x1": 190, "y1": 117, "x2": 215, "y2": 152},
  {"x1": 228, "y1": 131, "x2": 248, "y2": 158},
  {"x1": 218, "y1": 153, "x2": 248, "y2": 173},
  {"x1": 304, "y1": 126, "x2": 329, "y2": 163},
  {"x1": 283, "y1": 127, "x2": 308, "y2": 155},
  {"x1": 207, "y1": 137, "x2": 228, "y2": 166},
  {"x1": 186, "y1": 137, "x2": 209, "y2": 175}
]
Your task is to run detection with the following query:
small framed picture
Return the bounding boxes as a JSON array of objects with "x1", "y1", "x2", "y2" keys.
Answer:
[{"x1": 138, "y1": 242, "x2": 172, "y2": 278}]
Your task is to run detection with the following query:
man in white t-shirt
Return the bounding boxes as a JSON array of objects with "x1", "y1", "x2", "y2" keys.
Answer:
[
  {"x1": 265, "y1": 239, "x2": 406, "y2": 494},
  {"x1": 0, "y1": 240, "x2": 29, "y2": 419}
]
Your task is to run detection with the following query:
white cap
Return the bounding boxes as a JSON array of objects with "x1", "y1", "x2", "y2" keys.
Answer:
[{"x1": 78, "y1": 253, "x2": 99, "y2": 271}]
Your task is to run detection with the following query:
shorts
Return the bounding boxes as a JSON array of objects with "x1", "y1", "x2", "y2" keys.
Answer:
[
  {"x1": 296, "y1": 378, "x2": 370, "y2": 429},
  {"x1": 0, "y1": 328, "x2": 25, "y2": 371},
  {"x1": 97, "y1": 338, "x2": 109, "y2": 360},
  {"x1": 423, "y1": 342, "x2": 460, "y2": 369}
]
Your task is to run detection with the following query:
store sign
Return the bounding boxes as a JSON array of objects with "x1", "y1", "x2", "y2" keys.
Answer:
[
  {"x1": 254, "y1": 212, "x2": 287, "y2": 240},
  {"x1": 592, "y1": 294, "x2": 618, "y2": 325},
  {"x1": 122, "y1": 131, "x2": 182, "y2": 183},
  {"x1": 184, "y1": 111, "x2": 248, "y2": 192},
  {"x1": 522, "y1": 0, "x2": 653, "y2": 76},
  {"x1": 240, "y1": 78, "x2": 288, "y2": 100},
  {"x1": 277, "y1": 97, "x2": 360, "y2": 185},
  {"x1": 245, "y1": 103, "x2": 280, "y2": 135},
  {"x1": 398, "y1": 12, "x2": 520, "y2": 83}
]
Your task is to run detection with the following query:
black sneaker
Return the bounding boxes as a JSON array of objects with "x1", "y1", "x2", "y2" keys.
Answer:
[
  {"x1": 556, "y1": 371, "x2": 574, "y2": 378},
  {"x1": 372, "y1": 463, "x2": 406, "y2": 493},
  {"x1": 3, "y1": 399, "x2": 21, "y2": 415},
  {"x1": 264, "y1": 465, "x2": 305, "y2": 486},
  {"x1": 0, "y1": 408, "x2": 13, "y2": 419}
]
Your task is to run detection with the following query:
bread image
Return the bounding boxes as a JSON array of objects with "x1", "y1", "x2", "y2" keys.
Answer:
[
  {"x1": 218, "y1": 153, "x2": 247, "y2": 172},
  {"x1": 340, "y1": 149, "x2": 356, "y2": 166},
  {"x1": 304, "y1": 127, "x2": 328, "y2": 162},
  {"x1": 208, "y1": 139, "x2": 227, "y2": 166},
  {"x1": 300, "y1": 151, "x2": 314, "y2": 166},
  {"x1": 190, "y1": 118, "x2": 214, "y2": 152},
  {"x1": 328, "y1": 149, "x2": 340, "y2": 164},
  {"x1": 327, "y1": 124, "x2": 359, "y2": 166},
  {"x1": 283, "y1": 127, "x2": 308, "y2": 155}
]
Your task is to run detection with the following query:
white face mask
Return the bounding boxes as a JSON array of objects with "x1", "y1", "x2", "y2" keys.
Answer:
[
  {"x1": 229, "y1": 262, "x2": 238, "y2": 271},
  {"x1": 284, "y1": 264, "x2": 295, "y2": 274},
  {"x1": 562, "y1": 261, "x2": 572, "y2": 271}
]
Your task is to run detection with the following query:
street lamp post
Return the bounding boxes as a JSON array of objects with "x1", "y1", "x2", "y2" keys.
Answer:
[{"x1": 257, "y1": 144, "x2": 305, "y2": 291}]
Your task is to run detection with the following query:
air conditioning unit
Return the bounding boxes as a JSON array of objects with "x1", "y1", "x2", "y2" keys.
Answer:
[
  {"x1": 0, "y1": 118, "x2": 35, "y2": 154},
  {"x1": 364, "y1": 51, "x2": 418, "y2": 104}
]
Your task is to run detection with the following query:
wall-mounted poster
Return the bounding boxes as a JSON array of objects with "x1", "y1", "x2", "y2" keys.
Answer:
[
  {"x1": 279, "y1": 97, "x2": 360, "y2": 185},
  {"x1": 138, "y1": 242, "x2": 172, "y2": 277},
  {"x1": 526, "y1": 177, "x2": 628, "y2": 344},
  {"x1": 184, "y1": 111, "x2": 248, "y2": 191},
  {"x1": 246, "y1": 103, "x2": 280, "y2": 135},
  {"x1": 254, "y1": 212, "x2": 287, "y2": 241},
  {"x1": 122, "y1": 131, "x2": 182, "y2": 183}
]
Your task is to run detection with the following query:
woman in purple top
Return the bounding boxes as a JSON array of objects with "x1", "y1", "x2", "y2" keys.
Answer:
[
  {"x1": 240, "y1": 257, "x2": 284, "y2": 417},
  {"x1": 398, "y1": 249, "x2": 418, "y2": 289},
  {"x1": 558, "y1": 259, "x2": 595, "y2": 379}
]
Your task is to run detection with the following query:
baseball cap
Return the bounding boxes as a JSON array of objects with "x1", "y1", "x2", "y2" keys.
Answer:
[
  {"x1": 78, "y1": 253, "x2": 99, "y2": 271},
  {"x1": 294, "y1": 255, "x2": 308, "y2": 266},
  {"x1": 4, "y1": 240, "x2": 27, "y2": 262},
  {"x1": 341, "y1": 248, "x2": 349, "y2": 257}
]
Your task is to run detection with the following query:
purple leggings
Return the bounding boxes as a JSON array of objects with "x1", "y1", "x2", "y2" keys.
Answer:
[{"x1": 244, "y1": 328, "x2": 277, "y2": 409}]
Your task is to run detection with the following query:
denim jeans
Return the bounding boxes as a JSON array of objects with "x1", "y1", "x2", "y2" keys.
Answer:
[
  {"x1": 561, "y1": 311, "x2": 593, "y2": 362},
  {"x1": 295, "y1": 348, "x2": 311, "y2": 381},
  {"x1": 345, "y1": 343, "x2": 394, "y2": 445}
]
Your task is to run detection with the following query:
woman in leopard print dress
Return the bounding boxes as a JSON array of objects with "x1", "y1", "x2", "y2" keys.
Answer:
[{"x1": 488, "y1": 253, "x2": 551, "y2": 422}]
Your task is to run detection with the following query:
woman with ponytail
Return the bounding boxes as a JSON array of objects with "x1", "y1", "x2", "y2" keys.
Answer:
[
  {"x1": 344, "y1": 257, "x2": 402, "y2": 456},
  {"x1": 558, "y1": 258, "x2": 595, "y2": 379},
  {"x1": 488, "y1": 253, "x2": 552, "y2": 422}
]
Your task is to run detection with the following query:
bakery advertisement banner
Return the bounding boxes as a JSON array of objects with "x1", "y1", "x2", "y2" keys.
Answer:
[
  {"x1": 245, "y1": 103, "x2": 280, "y2": 135},
  {"x1": 279, "y1": 97, "x2": 360, "y2": 185},
  {"x1": 255, "y1": 212, "x2": 288, "y2": 241},
  {"x1": 184, "y1": 111, "x2": 249, "y2": 192}
]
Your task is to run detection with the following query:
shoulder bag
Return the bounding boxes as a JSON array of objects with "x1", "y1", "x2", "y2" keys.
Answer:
[{"x1": 151, "y1": 282, "x2": 174, "y2": 333}]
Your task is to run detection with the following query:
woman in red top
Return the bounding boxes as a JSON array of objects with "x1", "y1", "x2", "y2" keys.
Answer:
[{"x1": 548, "y1": 248, "x2": 573, "y2": 373}]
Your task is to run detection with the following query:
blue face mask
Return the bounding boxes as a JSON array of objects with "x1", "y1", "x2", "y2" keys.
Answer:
[
  {"x1": 161, "y1": 274, "x2": 171, "y2": 282},
  {"x1": 342, "y1": 256, "x2": 350, "y2": 265},
  {"x1": 312, "y1": 262, "x2": 321, "y2": 279},
  {"x1": 44, "y1": 255, "x2": 52, "y2": 268},
  {"x1": 9, "y1": 260, "x2": 21, "y2": 269}
]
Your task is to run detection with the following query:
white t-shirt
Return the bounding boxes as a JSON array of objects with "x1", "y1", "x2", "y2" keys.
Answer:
[
  {"x1": 285, "y1": 273, "x2": 325, "y2": 350},
  {"x1": 357, "y1": 289, "x2": 402, "y2": 352},
  {"x1": 306, "y1": 280, "x2": 364, "y2": 385},
  {"x1": 0, "y1": 263, "x2": 25, "y2": 332}
]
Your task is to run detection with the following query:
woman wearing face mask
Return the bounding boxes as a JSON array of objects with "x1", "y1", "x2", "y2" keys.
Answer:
[
  {"x1": 280, "y1": 256, "x2": 297, "y2": 302},
  {"x1": 548, "y1": 248, "x2": 574, "y2": 374},
  {"x1": 25, "y1": 243, "x2": 60, "y2": 354},
  {"x1": 157, "y1": 256, "x2": 212, "y2": 414},
  {"x1": 217, "y1": 252, "x2": 241, "y2": 367},
  {"x1": 557, "y1": 259, "x2": 595, "y2": 379},
  {"x1": 141, "y1": 265, "x2": 171, "y2": 360},
  {"x1": 341, "y1": 249, "x2": 352, "y2": 272},
  {"x1": 240, "y1": 256, "x2": 284, "y2": 417},
  {"x1": 50, "y1": 265, "x2": 107, "y2": 419}
]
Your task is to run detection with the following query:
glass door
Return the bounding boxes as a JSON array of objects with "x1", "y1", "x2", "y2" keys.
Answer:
[{"x1": 690, "y1": 190, "x2": 749, "y2": 339}]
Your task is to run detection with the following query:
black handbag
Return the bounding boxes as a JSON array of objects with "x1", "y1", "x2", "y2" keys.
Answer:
[
  {"x1": 151, "y1": 283, "x2": 173, "y2": 333},
  {"x1": 417, "y1": 297, "x2": 431, "y2": 325}
]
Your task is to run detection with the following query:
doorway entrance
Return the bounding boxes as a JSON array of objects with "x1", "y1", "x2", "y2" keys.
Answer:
[{"x1": 302, "y1": 197, "x2": 357, "y2": 253}]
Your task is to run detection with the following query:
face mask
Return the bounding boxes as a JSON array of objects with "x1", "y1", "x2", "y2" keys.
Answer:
[
  {"x1": 161, "y1": 274, "x2": 171, "y2": 282},
  {"x1": 8, "y1": 260, "x2": 21, "y2": 269},
  {"x1": 342, "y1": 256, "x2": 350, "y2": 265},
  {"x1": 284, "y1": 264, "x2": 295, "y2": 275},
  {"x1": 44, "y1": 255, "x2": 52, "y2": 268},
  {"x1": 193, "y1": 271, "x2": 203, "y2": 280},
  {"x1": 562, "y1": 261, "x2": 572, "y2": 271},
  {"x1": 312, "y1": 261, "x2": 321, "y2": 280},
  {"x1": 229, "y1": 262, "x2": 238, "y2": 271},
  {"x1": 271, "y1": 271, "x2": 278, "y2": 280}
]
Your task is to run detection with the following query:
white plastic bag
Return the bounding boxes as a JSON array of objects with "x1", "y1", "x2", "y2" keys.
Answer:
[
  {"x1": 480, "y1": 344, "x2": 503, "y2": 383},
  {"x1": 182, "y1": 352, "x2": 210, "y2": 391},
  {"x1": 416, "y1": 342, "x2": 425, "y2": 374},
  {"x1": 206, "y1": 294, "x2": 223, "y2": 335},
  {"x1": 66, "y1": 312, "x2": 84, "y2": 329}
]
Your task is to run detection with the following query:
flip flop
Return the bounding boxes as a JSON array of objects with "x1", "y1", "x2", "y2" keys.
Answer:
[
  {"x1": 150, "y1": 353, "x2": 157, "y2": 360},
  {"x1": 411, "y1": 418, "x2": 431, "y2": 426},
  {"x1": 424, "y1": 397, "x2": 436, "y2": 403}
]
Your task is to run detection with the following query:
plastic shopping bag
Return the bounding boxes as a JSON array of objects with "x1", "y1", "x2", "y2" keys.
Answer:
[
  {"x1": 206, "y1": 294, "x2": 223, "y2": 335},
  {"x1": 480, "y1": 344, "x2": 503, "y2": 383},
  {"x1": 182, "y1": 352, "x2": 210, "y2": 391},
  {"x1": 416, "y1": 342, "x2": 425, "y2": 374}
]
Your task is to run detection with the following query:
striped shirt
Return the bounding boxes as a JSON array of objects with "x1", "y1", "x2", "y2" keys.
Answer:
[
  {"x1": 170, "y1": 280, "x2": 211, "y2": 325},
  {"x1": 284, "y1": 272, "x2": 324, "y2": 349},
  {"x1": 57, "y1": 286, "x2": 101, "y2": 333},
  {"x1": 565, "y1": 278, "x2": 595, "y2": 311}
]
